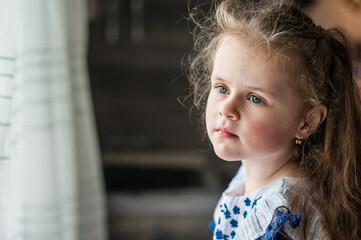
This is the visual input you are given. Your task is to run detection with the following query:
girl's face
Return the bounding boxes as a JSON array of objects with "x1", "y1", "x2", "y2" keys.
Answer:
[{"x1": 206, "y1": 36, "x2": 304, "y2": 162}]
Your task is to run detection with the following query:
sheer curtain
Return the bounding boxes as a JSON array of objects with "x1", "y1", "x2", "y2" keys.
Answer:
[{"x1": 0, "y1": 0, "x2": 107, "y2": 239}]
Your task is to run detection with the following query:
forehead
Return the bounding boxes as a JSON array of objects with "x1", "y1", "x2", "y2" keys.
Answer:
[
  {"x1": 212, "y1": 36, "x2": 295, "y2": 85},
  {"x1": 214, "y1": 34, "x2": 295, "y2": 70}
]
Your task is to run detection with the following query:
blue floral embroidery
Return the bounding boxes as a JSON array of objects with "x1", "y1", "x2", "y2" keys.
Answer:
[
  {"x1": 215, "y1": 229, "x2": 229, "y2": 240},
  {"x1": 225, "y1": 210, "x2": 231, "y2": 219},
  {"x1": 215, "y1": 229, "x2": 223, "y2": 239},
  {"x1": 230, "y1": 219, "x2": 238, "y2": 228},
  {"x1": 252, "y1": 196, "x2": 262, "y2": 209},
  {"x1": 256, "y1": 206, "x2": 301, "y2": 240},
  {"x1": 244, "y1": 197, "x2": 251, "y2": 206},
  {"x1": 233, "y1": 205, "x2": 240, "y2": 215},
  {"x1": 212, "y1": 195, "x2": 264, "y2": 237},
  {"x1": 221, "y1": 204, "x2": 232, "y2": 219}
]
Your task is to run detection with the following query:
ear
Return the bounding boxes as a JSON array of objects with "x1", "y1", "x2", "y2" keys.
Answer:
[{"x1": 295, "y1": 105, "x2": 327, "y2": 139}]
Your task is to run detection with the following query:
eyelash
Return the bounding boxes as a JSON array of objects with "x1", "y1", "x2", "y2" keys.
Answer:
[
  {"x1": 214, "y1": 84, "x2": 265, "y2": 105},
  {"x1": 248, "y1": 95, "x2": 264, "y2": 104},
  {"x1": 216, "y1": 85, "x2": 230, "y2": 94}
]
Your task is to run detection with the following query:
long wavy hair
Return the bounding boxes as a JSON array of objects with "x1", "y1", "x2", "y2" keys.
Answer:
[{"x1": 186, "y1": 0, "x2": 361, "y2": 239}]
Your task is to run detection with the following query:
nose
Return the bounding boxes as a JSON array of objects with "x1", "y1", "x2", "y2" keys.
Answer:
[{"x1": 219, "y1": 97, "x2": 240, "y2": 120}]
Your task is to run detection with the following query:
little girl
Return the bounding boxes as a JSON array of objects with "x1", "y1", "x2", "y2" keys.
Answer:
[{"x1": 187, "y1": 0, "x2": 361, "y2": 239}]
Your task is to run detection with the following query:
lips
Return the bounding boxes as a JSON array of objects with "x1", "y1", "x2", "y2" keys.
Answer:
[{"x1": 216, "y1": 128, "x2": 238, "y2": 138}]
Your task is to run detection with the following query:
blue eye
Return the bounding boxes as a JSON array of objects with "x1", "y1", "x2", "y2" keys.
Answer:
[
  {"x1": 250, "y1": 95, "x2": 263, "y2": 104},
  {"x1": 217, "y1": 86, "x2": 230, "y2": 94}
]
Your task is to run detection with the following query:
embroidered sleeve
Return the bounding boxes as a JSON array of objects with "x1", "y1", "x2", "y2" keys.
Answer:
[{"x1": 256, "y1": 206, "x2": 301, "y2": 240}]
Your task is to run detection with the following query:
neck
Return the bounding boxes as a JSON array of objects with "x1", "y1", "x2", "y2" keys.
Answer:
[{"x1": 242, "y1": 154, "x2": 297, "y2": 195}]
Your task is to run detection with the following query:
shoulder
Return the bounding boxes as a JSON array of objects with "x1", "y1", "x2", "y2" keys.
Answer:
[
  {"x1": 212, "y1": 178, "x2": 306, "y2": 239},
  {"x1": 255, "y1": 204, "x2": 324, "y2": 240},
  {"x1": 255, "y1": 206, "x2": 301, "y2": 240}
]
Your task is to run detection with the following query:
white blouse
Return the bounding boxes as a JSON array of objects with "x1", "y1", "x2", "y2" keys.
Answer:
[{"x1": 211, "y1": 166, "x2": 323, "y2": 240}]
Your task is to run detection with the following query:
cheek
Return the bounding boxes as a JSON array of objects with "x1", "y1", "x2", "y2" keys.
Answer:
[
  {"x1": 205, "y1": 111, "x2": 211, "y2": 134},
  {"x1": 205, "y1": 95, "x2": 216, "y2": 127},
  {"x1": 245, "y1": 120, "x2": 293, "y2": 152}
]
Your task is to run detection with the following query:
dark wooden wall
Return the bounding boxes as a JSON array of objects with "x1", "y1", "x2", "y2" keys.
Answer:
[{"x1": 88, "y1": 0, "x2": 210, "y2": 153}]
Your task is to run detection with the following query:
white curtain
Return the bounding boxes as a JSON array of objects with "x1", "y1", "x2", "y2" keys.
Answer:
[{"x1": 0, "y1": 0, "x2": 107, "y2": 240}]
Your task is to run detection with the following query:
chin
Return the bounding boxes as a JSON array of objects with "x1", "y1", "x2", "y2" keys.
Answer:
[{"x1": 214, "y1": 148, "x2": 242, "y2": 161}]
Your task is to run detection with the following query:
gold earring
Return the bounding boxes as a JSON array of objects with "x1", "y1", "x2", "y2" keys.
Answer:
[{"x1": 295, "y1": 138, "x2": 303, "y2": 145}]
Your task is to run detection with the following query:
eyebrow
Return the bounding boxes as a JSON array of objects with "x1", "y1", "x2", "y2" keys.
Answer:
[
  {"x1": 247, "y1": 86, "x2": 270, "y2": 94},
  {"x1": 211, "y1": 75, "x2": 274, "y2": 96}
]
